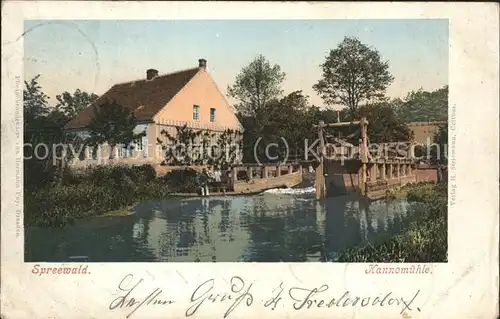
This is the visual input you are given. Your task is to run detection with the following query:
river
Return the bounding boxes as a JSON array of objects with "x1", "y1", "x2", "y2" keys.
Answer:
[{"x1": 25, "y1": 187, "x2": 418, "y2": 262}]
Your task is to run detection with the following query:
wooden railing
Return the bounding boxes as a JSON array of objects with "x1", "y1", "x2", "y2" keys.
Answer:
[
  {"x1": 323, "y1": 142, "x2": 416, "y2": 163},
  {"x1": 228, "y1": 163, "x2": 304, "y2": 193},
  {"x1": 229, "y1": 163, "x2": 301, "y2": 181}
]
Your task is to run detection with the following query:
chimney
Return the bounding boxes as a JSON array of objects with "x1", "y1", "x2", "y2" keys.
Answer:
[
  {"x1": 198, "y1": 58, "x2": 207, "y2": 69},
  {"x1": 146, "y1": 69, "x2": 158, "y2": 80}
]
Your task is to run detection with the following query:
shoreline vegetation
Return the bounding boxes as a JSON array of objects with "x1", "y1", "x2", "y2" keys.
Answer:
[
  {"x1": 24, "y1": 165, "x2": 197, "y2": 228},
  {"x1": 337, "y1": 182, "x2": 448, "y2": 262}
]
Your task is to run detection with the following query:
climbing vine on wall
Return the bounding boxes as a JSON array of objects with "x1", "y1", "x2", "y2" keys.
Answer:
[
  {"x1": 157, "y1": 125, "x2": 242, "y2": 167},
  {"x1": 213, "y1": 129, "x2": 243, "y2": 169}
]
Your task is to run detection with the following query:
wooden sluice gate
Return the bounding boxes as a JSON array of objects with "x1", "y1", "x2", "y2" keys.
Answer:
[{"x1": 314, "y1": 118, "x2": 419, "y2": 200}]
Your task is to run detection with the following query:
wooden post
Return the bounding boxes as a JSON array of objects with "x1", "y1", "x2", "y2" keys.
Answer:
[
  {"x1": 388, "y1": 163, "x2": 393, "y2": 180},
  {"x1": 247, "y1": 166, "x2": 253, "y2": 180},
  {"x1": 360, "y1": 118, "x2": 369, "y2": 195},
  {"x1": 381, "y1": 163, "x2": 386, "y2": 180},
  {"x1": 231, "y1": 167, "x2": 238, "y2": 191},
  {"x1": 276, "y1": 165, "x2": 281, "y2": 177},
  {"x1": 370, "y1": 164, "x2": 377, "y2": 182},
  {"x1": 316, "y1": 121, "x2": 326, "y2": 200},
  {"x1": 288, "y1": 164, "x2": 293, "y2": 174},
  {"x1": 263, "y1": 165, "x2": 269, "y2": 178}
]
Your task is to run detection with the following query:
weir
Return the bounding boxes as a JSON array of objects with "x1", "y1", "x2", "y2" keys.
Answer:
[
  {"x1": 314, "y1": 118, "x2": 424, "y2": 200},
  {"x1": 229, "y1": 163, "x2": 303, "y2": 193}
]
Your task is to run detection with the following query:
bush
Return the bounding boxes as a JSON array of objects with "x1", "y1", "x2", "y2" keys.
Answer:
[
  {"x1": 25, "y1": 184, "x2": 131, "y2": 227},
  {"x1": 406, "y1": 181, "x2": 442, "y2": 202},
  {"x1": 24, "y1": 164, "x2": 175, "y2": 228},
  {"x1": 160, "y1": 168, "x2": 199, "y2": 193},
  {"x1": 336, "y1": 182, "x2": 448, "y2": 262},
  {"x1": 135, "y1": 179, "x2": 172, "y2": 200},
  {"x1": 55, "y1": 164, "x2": 158, "y2": 186},
  {"x1": 132, "y1": 165, "x2": 157, "y2": 184}
]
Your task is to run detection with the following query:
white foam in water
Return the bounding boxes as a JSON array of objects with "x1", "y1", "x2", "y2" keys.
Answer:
[{"x1": 263, "y1": 186, "x2": 315, "y2": 195}]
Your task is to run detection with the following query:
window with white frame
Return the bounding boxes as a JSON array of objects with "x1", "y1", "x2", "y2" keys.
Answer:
[
  {"x1": 210, "y1": 108, "x2": 216, "y2": 122},
  {"x1": 117, "y1": 145, "x2": 126, "y2": 158},
  {"x1": 193, "y1": 105, "x2": 200, "y2": 121},
  {"x1": 136, "y1": 138, "x2": 143, "y2": 151}
]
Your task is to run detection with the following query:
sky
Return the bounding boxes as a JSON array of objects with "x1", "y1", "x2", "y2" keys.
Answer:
[{"x1": 24, "y1": 19, "x2": 448, "y2": 108}]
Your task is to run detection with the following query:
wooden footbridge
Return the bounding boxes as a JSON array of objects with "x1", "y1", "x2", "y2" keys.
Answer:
[{"x1": 314, "y1": 118, "x2": 418, "y2": 200}]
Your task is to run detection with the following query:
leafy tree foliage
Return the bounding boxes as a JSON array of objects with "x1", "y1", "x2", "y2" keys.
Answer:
[
  {"x1": 394, "y1": 86, "x2": 448, "y2": 122},
  {"x1": 23, "y1": 75, "x2": 89, "y2": 191},
  {"x1": 308, "y1": 106, "x2": 340, "y2": 125},
  {"x1": 238, "y1": 91, "x2": 412, "y2": 163},
  {"x1": 228, "y1": 54, "x2": 286, "y2": 116},
  {"x1": 352, "y1": 103, "x2": 413, "y2": 144},
  {"x1": 55, "y1": 89, "x2": 99, "y2": 119},
  {"x1": 257, "y1": 91, "x2": 317, "y2": 161},
  {"x1": 314, "y1": 37, "x2": 394, "y2": 114},
  {"x1": 86, "y1": 100, "x2": 146, "y2": 160},
  {"x1": 24, "y1": 75, "x2": 50, "y2": 121},
  {"x1": 237, "y1": 91, "x2": 313, "y2": 163}
]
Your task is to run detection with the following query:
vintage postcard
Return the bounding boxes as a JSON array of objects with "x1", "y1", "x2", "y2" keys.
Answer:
[{"x1": 1, "y1": 1, "x2": 498, "y2": 318}]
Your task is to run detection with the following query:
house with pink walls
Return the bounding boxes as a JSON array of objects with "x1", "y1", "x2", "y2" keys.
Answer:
[{"x1": 65, "y1": 59, "x2": 244, "y2": 166}]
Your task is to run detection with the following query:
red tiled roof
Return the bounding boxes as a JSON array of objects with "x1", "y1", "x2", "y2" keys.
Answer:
[{"x1": 65, "y1": 67, "x2": 200, "y2": 130}]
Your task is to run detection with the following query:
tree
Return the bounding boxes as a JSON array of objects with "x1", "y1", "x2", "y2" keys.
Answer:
[
  {"x1": 394, "y1": 86, "x2": 448, "y2": 122},
  {"x1": 55, "y1": 89, "x2": 99, "y2": 119},
  {"x1": 278, "y1": 90, "x2": 310, "y2": 112},
  {"x1": 87, "y1": 100, "x2": 146, "y2": 160},
  {"x1": 258, "y1": 91, "x2": 316, "y2": 161},
  {"x1": 344, "y1": 102, "x2": 413, "y2": 144},
  {"x1": 308, "y1": 106, "x2": 339, "y2": 125},
  {"x1": 313, "y1": 37, "x2": 394, "y2": 114},
  {"x1": 237, "y1": 91, "x2": 317, "y2": 163},
  {"x1": 23, "y1": 75, "x2": 81, "y2": 190},
  {"x1": 24, "y1": 74, "x2": 50, "y2": 122},
  {"x1": 228, "y1": 54, "x2": 286, "y2": 116}
]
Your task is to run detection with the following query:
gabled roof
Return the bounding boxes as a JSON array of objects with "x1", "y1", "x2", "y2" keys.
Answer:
[{"x1": 65, "y1": 67, "x2": 200, "y2": 130}]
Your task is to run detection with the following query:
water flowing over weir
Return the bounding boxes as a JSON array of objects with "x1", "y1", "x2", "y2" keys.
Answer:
[
  {"x1": 25, "y1": 188, "x2": 417, "y2": 263},
  {"x1": 263, "y1": 186, "x2": 316, "y2": 195}
]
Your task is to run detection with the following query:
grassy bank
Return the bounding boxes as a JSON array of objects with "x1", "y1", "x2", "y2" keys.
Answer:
[
  {"x1": 24, "y1": 165, "x2": 199, "y2": 227},
  {"x1": 337, "y1": 182, "x2": 448, "y2": 262}
]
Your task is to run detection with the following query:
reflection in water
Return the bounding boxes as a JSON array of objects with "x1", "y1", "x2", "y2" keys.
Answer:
[{"x1": 25, "y1": 189, "x2": 418, "y2": 262}]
